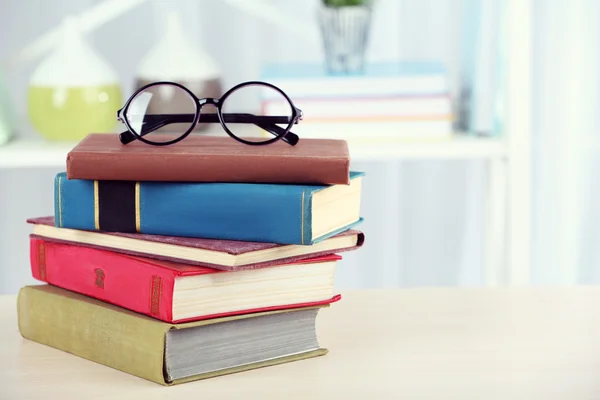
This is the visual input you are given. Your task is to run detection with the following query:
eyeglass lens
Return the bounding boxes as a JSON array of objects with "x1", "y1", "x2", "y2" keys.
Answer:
[
  {"x1": 125, "y1": 83, "x2": 197, "y2": 144},
  {"x1": 220, "y1": 83, "x2": 294, "y2": 143}
]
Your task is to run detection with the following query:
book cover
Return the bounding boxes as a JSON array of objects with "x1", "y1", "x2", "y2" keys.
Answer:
[
  {"x1": 54, "y1": 171, "x2": 364, "y2": 245},
  {"x1": 27, "y1": 216, "x2": 365, "y2": 270},
  {"x1": 263, "y1": 95, "x2": 453, "y2": 121},
  {"x1": 66, "y1": 133, "x2": 350, "y2": 185},
  {"x1": 30, "y1": 236, "x2": 342, "y2": 323},
  {"x1": 17, "y1": 285, "x2": 329, "y2": 386},
  {"x1": 458, "y1": 0, "x2": 504, "y2": 136},
  {"x1": 256, "y1": 120, "x2": 453, "y2": 140},
  {"x1": 260, "y1": 61, "x2": 449, "y2": 99}
]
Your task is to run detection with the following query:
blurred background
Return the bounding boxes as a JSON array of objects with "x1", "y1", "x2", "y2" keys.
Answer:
[{"x1": 0, "y1": 0, "x2": 597, "y2": 294}]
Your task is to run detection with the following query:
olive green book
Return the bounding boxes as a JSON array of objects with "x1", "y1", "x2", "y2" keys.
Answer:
[{"x1": 17, "y1": 285, "x2": 329, "y2": 386}]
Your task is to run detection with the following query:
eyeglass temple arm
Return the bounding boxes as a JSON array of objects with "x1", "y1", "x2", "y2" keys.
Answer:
[{"x1": 119, "y1": 113, "x2": 299, "y2": 145}]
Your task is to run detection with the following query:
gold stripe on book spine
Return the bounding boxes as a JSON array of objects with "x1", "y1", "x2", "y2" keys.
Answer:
[
  {"x1": 57, "y1": 174, "x2": 63, "y2": 227},
  {"x1": 94, "y1": 180, "x2": 100, "y2": 230},
  {"x1": 300, "y1": 191, "x2": 305, "y2": 245},
  {"x1": 135, "y1": 182, "x2": 141, "y2": 233},
  {"x1": 150, "y1": 276, "x2": 162, "y2": 316},
  {"x1": 37, "y1": 241, "x2": 46, "y2": 281}
]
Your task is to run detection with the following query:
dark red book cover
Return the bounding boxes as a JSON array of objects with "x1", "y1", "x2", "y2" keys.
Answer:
[
  {"x1": 28, "y1": 216, "x2": 364, "y2": 271},
  {"x1": 30, "y1": 237, "x2": 341, "y2": 323}
]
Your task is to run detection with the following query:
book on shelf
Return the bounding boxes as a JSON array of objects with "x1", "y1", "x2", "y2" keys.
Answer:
[
  {"x1": 18, "y1": 285, "x2": 329, "y2": 386},
  {"x1": 54, "y1": 171, "x2": 364, "y2": 245},
  {"x1": 260, "y1": 62, "x2": 454, "y2": 140},
  {"x1": 263, "y1": 120, "x2": 453, "y2": 140},
  {"x1": 66, "y1": 133, "x2": 351, "y2": 185},
  {"x1": 29, "y1": 236, "x2": 342, "y2": 323},
  {"x1": 260, "y1": 62, "x2": 449, "y2": 98},
  {"x1": 27, "y1": 216, "x2": 364, "y2": 270},
  {"x1": 459, "y1": 0, "x2": 504, "y2": 136},
  {"x1": 263, "y1": 95, "x2": 452, "y2": 120}
]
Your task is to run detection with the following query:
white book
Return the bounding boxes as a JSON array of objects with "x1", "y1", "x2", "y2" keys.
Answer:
[
  {"x1": 263, "y1": 96, "x2": 452, "y2": 120},
  {"x1": 285, "y1": 120, "x2": 453, "y2": 140}
]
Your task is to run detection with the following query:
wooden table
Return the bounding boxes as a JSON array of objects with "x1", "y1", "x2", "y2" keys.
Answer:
[{"x1": 2, "y1": 287, "x2": 600, "y2": 399}]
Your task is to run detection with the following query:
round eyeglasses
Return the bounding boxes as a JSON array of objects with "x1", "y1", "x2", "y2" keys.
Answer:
[{"x1": 117, "y1": 80, "x2": 303, "y2": 146}]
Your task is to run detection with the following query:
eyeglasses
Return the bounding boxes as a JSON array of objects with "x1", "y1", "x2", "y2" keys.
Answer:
[{"x1": 116, "y1": 81, "x2": 303, "y2": 146}]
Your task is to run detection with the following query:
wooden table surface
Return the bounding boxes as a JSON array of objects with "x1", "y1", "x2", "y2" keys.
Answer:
[{"x1": 2, "y1": 287, "x2": 600, "y2": 399}]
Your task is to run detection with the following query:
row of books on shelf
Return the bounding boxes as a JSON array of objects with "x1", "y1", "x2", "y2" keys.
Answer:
[
  {"x1": 260, "y1": 62, "x2": 454, "y2": 140},
  {"x1": 20, "y1": 134, "x2": 364, "y2": 386}
]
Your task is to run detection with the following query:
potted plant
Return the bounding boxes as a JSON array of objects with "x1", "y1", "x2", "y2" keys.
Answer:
[{"x1": 318, "y1": 0, "x2": 374, "y2": 74}]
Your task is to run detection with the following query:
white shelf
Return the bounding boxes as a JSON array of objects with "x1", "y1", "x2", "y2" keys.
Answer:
[
  {"x1": 349, "y1": 135, "x2": 506, "y2": 161},
  {"x1": 0, "y1": 134, "x2": 506, "y2": 170},
  {"x1": 0, "y1": 139, "x2": 74, "y2": 169}
]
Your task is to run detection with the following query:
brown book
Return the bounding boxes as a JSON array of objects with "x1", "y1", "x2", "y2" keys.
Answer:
[{"x1": 66, "y1": 133, "x2": 350, "y2": 184}]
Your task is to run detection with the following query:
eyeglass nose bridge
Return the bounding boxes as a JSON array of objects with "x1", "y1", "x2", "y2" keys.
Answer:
[{"x1": 197, "y1": 98, "x2": 219, "y2": 109}]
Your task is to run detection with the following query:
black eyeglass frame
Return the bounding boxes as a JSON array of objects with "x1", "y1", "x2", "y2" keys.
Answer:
[{"x1": 117, "y1": 80, "x2": 303, "y2": 146}]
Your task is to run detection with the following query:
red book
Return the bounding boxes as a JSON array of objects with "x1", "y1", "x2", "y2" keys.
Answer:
[{"x1": 30, "y1": 237, "x2": 341, "y2": 323}]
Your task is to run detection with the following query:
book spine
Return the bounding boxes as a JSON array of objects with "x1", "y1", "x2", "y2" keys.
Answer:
[
  {"x1": 17, "y1": 285, "x2": 170, "y2": 385},
  {"x1": 30, "y1": 237, "x2": 176, "y2": 322},
  {"x1": 54, "y1": 173, "x2": 315, "y2": 245}
]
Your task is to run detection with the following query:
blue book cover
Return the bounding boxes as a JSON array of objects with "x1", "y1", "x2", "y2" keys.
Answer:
[
  {"x1": 54, "y1": 172, "x2": 364, "y2": 245},
  {"x1": 259, "y1": 62, "x2": 449, "y2": 99},
  {"x1": 261, "y1": 61, "x2": 447, "y2": 80}
]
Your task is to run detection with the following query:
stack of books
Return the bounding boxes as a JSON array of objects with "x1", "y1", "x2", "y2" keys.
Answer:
[
  {"x1": 260, "y1": 62, "x2": 454, "y2": 140},
  {"x1": 19, "y1": 134, "x2": 365, "y2": 386}
]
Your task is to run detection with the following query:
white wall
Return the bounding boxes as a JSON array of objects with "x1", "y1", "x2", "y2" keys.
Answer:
[{"x1": 0, "y1": 0, "x2": 489, "y2": 294}]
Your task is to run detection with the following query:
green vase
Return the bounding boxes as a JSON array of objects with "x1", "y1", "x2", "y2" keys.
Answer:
[{"x1": 27, "y1": 16, "x2": 122, "y2": 142}]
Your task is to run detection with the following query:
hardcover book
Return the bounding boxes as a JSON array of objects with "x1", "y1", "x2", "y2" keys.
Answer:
[
  {"x1": 30, "y1": 236, "x2": 341, "y2": 323},
  {"x1": 54, "y1": 171, "x2": 364, "y2": 245},
  {"x1": 66, "y1": 133, "x2": 350, "y2": 185},
  {"x1": 258, "y1": 119, "x2": 453, "y2": 140},
  {"x1": 263, "y1": 95, "x2": 453, "y2": 120},
  {"x1": 18, "y1": 285, "x2": 329, "y2": 386},
  {"x1": 260, "y1": 61, "x2": 449, "y2": 98},
  {"x1": 27, "y1": 216, "x2": 364, "y2": 270}
]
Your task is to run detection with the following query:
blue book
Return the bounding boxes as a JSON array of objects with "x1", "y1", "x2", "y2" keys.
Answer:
[
  {"x1": 260, "y1": 61, "x2": 449, "y2": 99},
  {"x1": 261, "y1": 62, "x2": 447, "y2": 79},
  {"x1": 54, "y1": 172, "x2": 364, "y2": 245}
]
